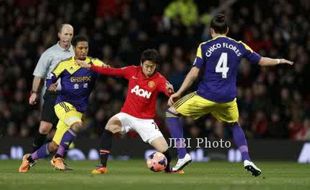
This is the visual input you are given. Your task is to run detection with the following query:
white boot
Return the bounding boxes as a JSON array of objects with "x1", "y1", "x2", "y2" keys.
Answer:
[
  {"x1": 244, "y1": 160, "x2": 262, "y2": 176},
  {"x1": 172, "y1": 153, "x2": 192, "y2": 171}
]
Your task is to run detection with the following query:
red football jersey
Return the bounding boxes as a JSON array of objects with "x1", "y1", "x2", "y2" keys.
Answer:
[{"x1": 91, "y1": 65, "x2": 172, "y2": 119}]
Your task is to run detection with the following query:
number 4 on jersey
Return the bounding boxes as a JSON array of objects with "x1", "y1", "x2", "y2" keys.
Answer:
[{"x1": 215, "y1": 52, "x2": 229, "y2": 78}]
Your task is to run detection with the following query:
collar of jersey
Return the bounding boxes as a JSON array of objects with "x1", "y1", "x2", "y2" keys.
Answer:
[
  {"x1": 212, "y1": 35, "x2": 227, "y2": 40},
  {"x1": 64, "y1": 56, "x2": 92, "y2": 74},
  {"x1": 57, "y1": 41, "x2": 72, "y2": 52}
]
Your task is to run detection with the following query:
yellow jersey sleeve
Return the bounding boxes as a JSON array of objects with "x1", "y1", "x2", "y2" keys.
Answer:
[{"x1": 196, "y1": 43, "x2": 203, "y2": 59}]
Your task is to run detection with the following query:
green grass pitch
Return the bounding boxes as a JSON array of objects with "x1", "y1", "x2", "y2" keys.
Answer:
[{"x1": 0, "y1": 160, "x2": 309, "y2": 190}]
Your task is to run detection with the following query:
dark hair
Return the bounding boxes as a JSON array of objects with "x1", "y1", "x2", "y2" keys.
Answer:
[
  {"x1": 72, "y1": 35, "x2": 88, "y2": 47},
  {"x1": 140, "y1": 49, "x2": 162, "y2": 65},
  {"x1": 210, "y1": 14, "x2": 228, "y2": 34}
]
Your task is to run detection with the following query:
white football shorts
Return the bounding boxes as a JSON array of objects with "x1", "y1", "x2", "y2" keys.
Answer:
[{"x1": 114, "y1": 112, "x2": 163, "y2": 143}]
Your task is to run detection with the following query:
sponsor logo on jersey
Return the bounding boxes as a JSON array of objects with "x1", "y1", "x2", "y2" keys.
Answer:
[
  {"x1": 131, "y1": 85, "x2": 152, "y2": 99},
  {"x1": 70, "y1": 76, "x2": 92, "y2": 83}
]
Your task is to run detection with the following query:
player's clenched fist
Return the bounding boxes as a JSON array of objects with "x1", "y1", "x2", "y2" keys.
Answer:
[{"x1": 29, "y1": 92, "x2": 39, "y2": 105}]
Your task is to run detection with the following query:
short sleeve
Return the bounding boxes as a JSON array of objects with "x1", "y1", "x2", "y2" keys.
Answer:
[
  {"x1": 33, "y1": 51, "x2": 51, "y2": 78},
  {"x1": 240, "y1": 42, "x2": 261, "y2": 64},
  {"x1": 192, "y1": 43, "x2": 204, "y2": 68}
]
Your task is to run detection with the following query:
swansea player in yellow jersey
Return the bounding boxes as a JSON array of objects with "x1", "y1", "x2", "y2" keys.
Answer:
[{"x1": 19, "y1": 35, "x2": 106, "y2": 172}]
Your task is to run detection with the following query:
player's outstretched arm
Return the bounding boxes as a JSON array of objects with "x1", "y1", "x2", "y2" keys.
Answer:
[
  {"x1": 258, "y1": 57, "x2": 294, "y2": 66},
  {"x1": 77, "y1": 59, "x2": 130, "y2": 78}
]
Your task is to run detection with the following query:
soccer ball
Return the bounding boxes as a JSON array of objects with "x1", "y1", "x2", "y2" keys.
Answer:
[{"x1": 146, "y1": 152, "x2": 167, "y2": 172}]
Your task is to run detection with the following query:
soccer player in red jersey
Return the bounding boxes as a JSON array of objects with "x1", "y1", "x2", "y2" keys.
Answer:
[{"x1": 77, "y1": 49, "x2": 177, "y2": 174}]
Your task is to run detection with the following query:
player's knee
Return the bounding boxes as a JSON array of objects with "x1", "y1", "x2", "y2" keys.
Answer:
[
  {"x1": 151, "y1": 137, "x2": 169, "y2": 152},
  {"x1": 39, "y1": 121, "x2": 53, "y2": 134},
  {"x1": 105, "y1": 125, "x2": 113, "y2": 133},
  {"x1": 105, "y1": 118, "x2": 122, "y2": 134},
  {"x1": 106, "y1": 124, "x2": 121, "y2": 134},
  {"x1": 159, "y1": 143, "x2": 169, "y2": 153},
  {"x1": 48, "y1": 141, "x2": 59, "y2": 152},
  {"x1": 166, "y1": 108, "x2": 179, "y2": 118},
  {"x1": 70, "y1": 121, "x2": 83, "y2": 132}
]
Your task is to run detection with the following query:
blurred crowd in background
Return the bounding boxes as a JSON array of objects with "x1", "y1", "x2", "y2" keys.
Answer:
[{"x1": 0, "y1": 0, "x2": 310, "y2": 141}]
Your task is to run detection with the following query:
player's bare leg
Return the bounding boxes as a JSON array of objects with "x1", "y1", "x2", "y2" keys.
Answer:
[
  {"x1": 32, "y1": 121, "x2": 53, "y2": 152},
  {"x1": 92, "y1": 116, "x2": 121, "y2": 174}
]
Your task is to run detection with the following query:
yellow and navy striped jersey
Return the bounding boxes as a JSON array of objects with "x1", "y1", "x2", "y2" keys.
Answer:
[
  {"x1": 193, "y1": 36, "x2": 261, "y2": 103},
  {"x1": 46, "y1": 56, "x2": 104, "y2": 112}
]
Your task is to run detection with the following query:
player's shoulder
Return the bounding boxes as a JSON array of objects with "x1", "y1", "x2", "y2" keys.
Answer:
[
  {"x1": 198, "y1": 37, "x2": 223, "y2": 50},
  {"x1": 54, "y1": 57, "x2": 73, "y2": 70},
  {"x1": 154, "y1": 72, "x2": 167, "y2": 83},
  {"x1": 197, "y1": 40, "x2": 209, "y2": 49},
  {"x1": 237, "y1": 41, "x2": 254, "y2": 52},
  {"x1": 39, "y1": 44, "x2": 60, "y2": 60},
  {"x1": 39, "y1": 47, "x2": 53, "y2": 59},
  {"x1": 130, "y1": 65, "x2": 139, "y2": 69},
  {"x1": 124, "y1": 65, "x2": 139, "y2": 71},
  {"x1": 156, "y1": 72, "x2": 166, "y2": 79},
  {"x1": 59, "y1": 56, "x2": 73, "y2": 64},
  {"x1": 200, "y1": 36, "x2": 225, "y2": 46},
  {"x1": 43, "y1": 43, "x2": 59, "y2": 54},
  {"x1": 221, "y1": 36, "x2": 249, "y2": 48}
]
